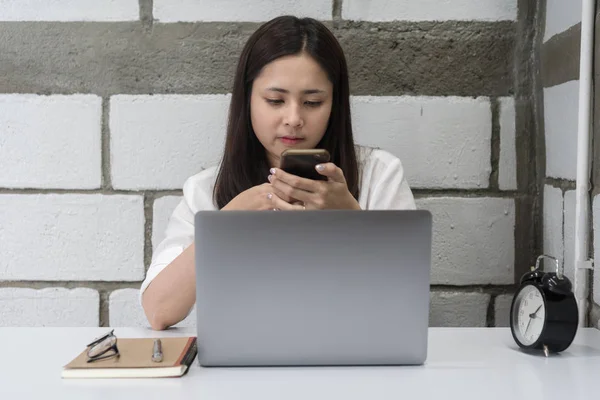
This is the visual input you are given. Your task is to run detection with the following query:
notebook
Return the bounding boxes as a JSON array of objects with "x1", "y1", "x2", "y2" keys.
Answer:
[{"x1": 62, "y1": 337, "x2": 197, "y2": 379}]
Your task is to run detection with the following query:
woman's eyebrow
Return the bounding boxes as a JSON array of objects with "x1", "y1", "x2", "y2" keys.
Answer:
[{"x1": 266, "y1": 87, "x2": 326, "y2": 94}]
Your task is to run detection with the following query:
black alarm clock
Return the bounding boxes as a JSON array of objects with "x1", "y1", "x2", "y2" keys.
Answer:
[{"x1": 510, "y1": 255, "x2": 579, "y2": 356}]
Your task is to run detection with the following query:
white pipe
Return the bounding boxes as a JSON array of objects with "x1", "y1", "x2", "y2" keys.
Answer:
[{"x1": 574, "y1": 0, "x2": 595, "y2": 327}]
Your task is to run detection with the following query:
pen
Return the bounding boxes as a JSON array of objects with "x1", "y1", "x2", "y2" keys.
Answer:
[{"x1": 152, "y1": 339, "x2": 163, "y2": 363}]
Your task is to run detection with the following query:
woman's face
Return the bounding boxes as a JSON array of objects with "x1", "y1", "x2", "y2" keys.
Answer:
[{"x1": 250, "y1": 52, "x2": 333, "y2": 168}]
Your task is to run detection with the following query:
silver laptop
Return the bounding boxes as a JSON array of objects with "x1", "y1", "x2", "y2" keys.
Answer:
[{"x1": 194, "y1": 210, "x2": 432, "y2": 367}]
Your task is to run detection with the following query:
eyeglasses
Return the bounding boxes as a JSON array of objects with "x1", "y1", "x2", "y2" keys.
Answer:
[{"x1": 86, "y1": 329, "x2": 120, "y2": 363}]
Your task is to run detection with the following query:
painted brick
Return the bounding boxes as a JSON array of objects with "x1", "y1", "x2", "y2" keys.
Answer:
[
  {"x1": 154, "y1": 0, "x2": 331, "y2": 22},
  {"x1": 416, "y1": 197, "x2": 515, "y2": 285},
  {"x1": 0, "y1": 94, "x2": 101, "y2": 189},
  {"x1": 593, "y1": 195, "x2": 600, "y2": 305},
  {"x1": 494, "y1": 294, "x2": 514, "y2": 327},
  {"x1": 543, "y1": 185, "x2": 564, "y2": 270},
  {"x1": 563, "y1": 190, "x2": 576, "y2": 282},
  {"x1": 498, "y1": 97, "x2": 517, "y2": 190},
  {"x1": 112, "y1": 95, "x2": 494, "y2": 190},
  {"x1": 110, "y1": 95, "x2": 230, "y2": 190},
  {"x1": 0, "y1": 288, "x2": 99, "y2": 327},
  {"x1": 109, "y1": 289, "x2": 195, "y2": 328},
  {"x1": 543, "y1": 81, "x2": 579, "y2": 180},
  {"x1": 352, "y1": 96, "x2": 491, "y2": 189},
  {"x1": 429, "y1": 292, "x2": 490, "y2": 327},
  {"x1": 0, "y1": 0, "x2": 138, "y2": 21},
  {"x1": 0, "y1": 194, "x2": 144, "y2": 281},
  {"x1": 153, "y1": 196, "x2": 183, "y2": 251},
  {"x1": 544, "y1": 0, "x2": 582, "y2": 42},
  {"x1": 343, "y1": 0, "x2": 517, "y2": 22}
]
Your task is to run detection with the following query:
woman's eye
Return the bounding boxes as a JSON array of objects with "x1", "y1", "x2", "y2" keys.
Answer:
[
  {"x1": 305, "y1": 101, "x2": 323, "y2": 107},
  {"x1": 266, "y1": 99, "x2": 283, "y2": 105}
]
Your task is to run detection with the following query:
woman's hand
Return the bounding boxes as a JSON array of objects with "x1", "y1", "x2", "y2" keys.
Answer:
[
  {"x1": 222, "y1": 183, "x2": 295, "y2": 211},
  {"x1": 267, "y1": 163, "x2": 361, "y2": 210}
]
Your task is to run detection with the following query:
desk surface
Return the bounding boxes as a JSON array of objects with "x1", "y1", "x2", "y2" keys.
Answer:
[{"x1": 1, "y1": 327, "x2": 599, "y2": 399}]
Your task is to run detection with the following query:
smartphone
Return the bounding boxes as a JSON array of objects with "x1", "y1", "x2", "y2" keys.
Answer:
[{"x1": 280, "y1": 149, "x2": 331, "y2": 181}]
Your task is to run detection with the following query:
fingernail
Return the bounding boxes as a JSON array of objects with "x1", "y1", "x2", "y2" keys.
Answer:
[
  {"x1": 267, "y1": 193, "x2": 272, "y2": 200},
  {"x1": 270, "y1": 168, "x2": 276, "y2": 174},
  {"x1": 316, "y1": 164, "x2": 325, "y2": 171},
  {"x1": 268, "y1": 174, "x2": 273, "y2": 182}
]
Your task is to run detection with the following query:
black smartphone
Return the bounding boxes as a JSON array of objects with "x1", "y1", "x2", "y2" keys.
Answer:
[{"x1": 280, "y1": 149, "x2": 331, "y2": 181}]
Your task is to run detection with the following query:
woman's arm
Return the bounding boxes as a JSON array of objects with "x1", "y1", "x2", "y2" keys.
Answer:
[{"x1": 142, "y1": 244, "x2": 195, "y2": 330}]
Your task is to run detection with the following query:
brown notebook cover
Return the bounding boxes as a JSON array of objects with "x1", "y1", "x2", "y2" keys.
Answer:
[{"x1": 62, "y1": 337, "x2": 197, "y2": 379}]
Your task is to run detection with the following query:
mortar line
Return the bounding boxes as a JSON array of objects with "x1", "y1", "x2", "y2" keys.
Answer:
[
  {"x1": 0, "y1": 281, "x2": 143, "y2": 289},
  {"x1": 544, "y1": 177, "x2": 577, "y2": 191},
  {"x1": 332, "y1": 0, "x2": 343, "y2": 21},
  {"x1": 0, "y1": 188, "x2": 182, "y2": 196},
  {"x1": 99, "y1": 290, "x2": 110, "y2": 327},
  {"x1": 412, "y1": 189, "x2": 519, "y2": 198},
  {"x1": 0, "y1": 281, "x2": 515, "y2": 292},
  {"x1": 490, "y1": 97, "x2": 500, "y2": 191},
  {"x1": 139, "y1": 0, "x2": 154, "y2": 31},
  {"x1": 101, "y1": 97, "x2": 112, "y2": 190},
  {"x1": 144, "y1": 194, "x2": 155, "y2": 274},
  {"x1": 487, "y1": 295, "x2": 496, "y2": 327},
  {"x1": 0, "y1": 187, "x2": 513, "y2": 197}
]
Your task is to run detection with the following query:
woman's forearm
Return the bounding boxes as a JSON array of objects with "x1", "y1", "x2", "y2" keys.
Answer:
[{"x1": 142, "y1": 244, "x2": 196, "y2": 330}]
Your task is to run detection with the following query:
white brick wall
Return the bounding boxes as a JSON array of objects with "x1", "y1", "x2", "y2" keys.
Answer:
[
  {"x1": 543, "y1": 185, "x2": 564, "y2": 272},
  {"x1": 543, "y1": 81, "x2": 579, "y2": 180},
  {"x1": 594, "y1": 195, "x2": 600, "y2": 306},
  {"x1": 499, "y1": 97, "x2": 517, "y2": 190},
  {"x1": 563, "y1": 190, "x2": 576, "y2": 281},
  {"x1": 153, "y1": 196, "x2": 183, "y2": 251},
  {"x1": 494, "y1": 294, "x2": 513, "y2": 327},
  {"x1": 0, "y1": 0, "x2": 139, "y2": 21},
  {"x1": 110, "y1": 95, "x2": 230, "y2": 190},
  {"x1": 154, "y1": 0, "x2": 331, "y2": 22},
  {"x1": 109, "y1": 289, "x2": 195, "y2": 328},
  {"x1": 429, "y1": 292, "x2": 490, "y2": 327},
  {"x1": 0, "y1": 288, "x2": 98, "y2": 327},
  {"x1": 0, "y1": 194, "x2": 145, "y2": 281},
  {"x1": 352, "y1": 96, "x2": 492, "y2": 189},
  {"x1": 343, "y1": 0, "x2": 517, "y2": 22},
  {"x1": 544, "y1": 0, "x2": 582, "y2": 42},
  {"x1": 110, "y1": 95, "x2": 499, "y2": 191},
  {"x1": 0, "y1": 95, "x2": 101, "y2": 189},
  {"x1": 416, "y1": 197, "x2": 515, "y2": 285}
]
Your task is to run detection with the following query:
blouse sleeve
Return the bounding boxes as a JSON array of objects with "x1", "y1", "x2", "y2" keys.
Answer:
[
  {"x1": 138, "y1": 171, "x2": 215, "y2": 306},
  {"x1": 365, "y1": 149, "x2": 417, "y2": 210}
]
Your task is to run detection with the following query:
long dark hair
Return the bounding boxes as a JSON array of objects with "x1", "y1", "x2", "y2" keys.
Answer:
[{"x1": 213, "y1": 16, "x2": 359, "y2": 209}]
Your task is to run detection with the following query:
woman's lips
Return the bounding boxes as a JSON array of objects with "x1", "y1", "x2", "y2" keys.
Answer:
[{"x1": 279, "y1": 137, "x2": 304, "y2": 145}]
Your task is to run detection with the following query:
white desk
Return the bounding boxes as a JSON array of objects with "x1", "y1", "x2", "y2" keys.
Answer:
[{"x1": 1, "y1": 327, "x2": 599, "y2": 399}]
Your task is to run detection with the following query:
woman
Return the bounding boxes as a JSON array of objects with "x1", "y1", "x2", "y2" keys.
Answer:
[{"x1": 141, "y1": 16, "x2": 416, "y2": 330}]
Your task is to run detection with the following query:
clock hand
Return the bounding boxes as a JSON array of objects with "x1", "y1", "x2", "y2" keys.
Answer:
[
  {"x1": 525, "y1": 316, "x2": 533, "y2": 335},
  {"x1": 529, "y1": 305, "x2": 543, "y2": 319}
]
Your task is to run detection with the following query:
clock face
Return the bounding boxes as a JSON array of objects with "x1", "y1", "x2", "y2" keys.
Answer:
[{"x1": 512, "y1": 284, "x2": 546, "y2": 346}]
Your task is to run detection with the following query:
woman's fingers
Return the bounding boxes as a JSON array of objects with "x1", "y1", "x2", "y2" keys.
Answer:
[
  {"x1": 267, "y1": 192, "x2": 305, "y2": 211},
  {"x1": 269, "y1": 168, "x2": 322, "y2": 193},
  {"x1": 269, "y1": 174, "x2": 314, "y2": 203},
  {"x1": 314, "y1": 163, "x2": 346, "y2": 183}
]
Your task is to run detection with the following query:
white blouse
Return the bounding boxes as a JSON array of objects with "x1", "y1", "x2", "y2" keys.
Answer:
[{"x1": 139, "y1": 146, "x2": 417, "y2": 303}]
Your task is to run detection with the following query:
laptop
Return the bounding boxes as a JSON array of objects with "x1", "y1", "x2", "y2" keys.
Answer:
[{"x1": 194, "y1": 210, "x2": 432, "y2": 367}]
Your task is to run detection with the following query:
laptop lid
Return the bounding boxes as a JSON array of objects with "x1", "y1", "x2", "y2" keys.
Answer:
[{"x1": 194, "y1": 210, "x2": 432, "y2": 366}]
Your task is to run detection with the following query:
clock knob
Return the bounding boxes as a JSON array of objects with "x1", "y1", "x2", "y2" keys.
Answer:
[
  {"x1": 520, "y1": 268, "x2": 545, "y2": 284},
  {"x1": 520, "y1": 254, "x2": 559, "y2": 285},
  {"x1": 541, "y1": 272, "x2": 573, "y2": 296}
]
